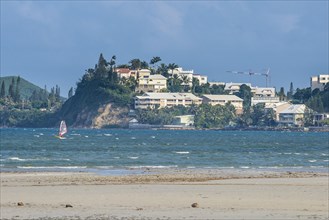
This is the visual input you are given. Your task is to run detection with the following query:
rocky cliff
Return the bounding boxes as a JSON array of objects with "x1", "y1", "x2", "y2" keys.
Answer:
[{"x1": 72, "y1": 103, "x2": 130, "y2": 128}]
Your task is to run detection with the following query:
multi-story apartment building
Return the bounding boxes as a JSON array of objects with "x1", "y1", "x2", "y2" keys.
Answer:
[
  {"x1": 278, "y1": 104, "x2": 311, "y2": 126},
  {"x1": 169, "y1": 67, "x2": 208, "y2": 86},
  {"x1": 136, "y1": 74, "x2": 167, "y2": 93},
  {"x1": 135, "y1": 92, "x2": 202, "y2": 109},
  {"x1": 311, "y1": 74, "x2": 329, "y2": 91},
  {"x1": 202, "y1": 94, "x2": 243, "y2": 114}
]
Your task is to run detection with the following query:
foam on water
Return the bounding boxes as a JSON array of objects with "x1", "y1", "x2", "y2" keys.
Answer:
[{"x1": 1, "y1": 128, "x2": 328, "y2": 173}]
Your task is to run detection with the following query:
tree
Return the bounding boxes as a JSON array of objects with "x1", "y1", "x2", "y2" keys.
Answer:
[
  {"x1": 8, "y1": 78, "x2": 15, "y2": 100},
  {"x1": 140, "y1": 61, "x2": 149, "y2": 69},
  {"x1": 293, "y1": 87, "x2": 312, "y2": 103},
  {"x1": 129, "y1": 59, "x2": 141, "y2": 70},
  {"x1": 95, "y1": 53, "x2": 107, "y2": 77},
  {"x1": 55, "y1": 85, "x2": 60, "y2": 102},
  {"x1": 108, "y1": 55, "x2": 118, "y2": 82},
  {"x1": 68, "y1": 87, "x2": 74, "y2": 98},
  {"x1": 278, "y1": 87, "x2": 286, "y2": 101},
  {"x1": 236, "y1": 84, "x2": 252, "y2": 113},
  {"x1": 150, "y1": 56, "x2": 161, "y2": 65},
  {"x1": 0, "y1": 81, "x2": 5, "y2": 98},
  {"x1": 150, "y1": 56, "x2": 161, "y2": 74},
  {"x1": 157, "y1": 63, "x2": 169, "y2": 77},
  {"x1": 167, "y1": 63, "x2": 178, "y2": 76},
  {"x1": 287, "y1": 82, "x2": 294, "y2": 100}
]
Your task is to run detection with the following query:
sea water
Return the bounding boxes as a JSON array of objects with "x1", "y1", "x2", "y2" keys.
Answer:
[{"x1": 0, "y1": 128, "x2": 328, "y2": 173}]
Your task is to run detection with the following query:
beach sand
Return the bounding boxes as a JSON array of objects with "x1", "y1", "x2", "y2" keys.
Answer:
[{"x1": 1, "y1": 169, "x2": 328, "y2": 220}]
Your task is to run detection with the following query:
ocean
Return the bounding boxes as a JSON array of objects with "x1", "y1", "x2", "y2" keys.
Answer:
[{"x1": 0, "y1": 128, "x2": 328, "y2": 173}]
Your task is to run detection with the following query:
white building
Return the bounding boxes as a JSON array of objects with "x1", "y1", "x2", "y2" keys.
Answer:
[
  {"x1": 251, "y1": 87, "x2": 278, "y2": 105},
  {"x1": 208, "y1": 82, "x2": 225, "y2": 87},
  {"x1": 192, "y1": 74, "x2": 208, "y2": 85},
  {"x1": 135, "y1": 92, "x2": 202, "y2": 109},
  {"x1": 136, "y1": 74, "x2": 167, "y2": 93},
  {"x1": 224, "y1": 83, "x2": 252, "y2": 94},
  {"x1": 169, "y1": 67, "x2": 208, "y2": 86},
  {"x1": 278, "y1": 104, "x2": 311, "y2": 126},
  {"x1": 202, "y1": 94, "x2": 243, "y2": 114},
  {"x1": 311, "y1": 74, "x2": 329, "y2": 91}
]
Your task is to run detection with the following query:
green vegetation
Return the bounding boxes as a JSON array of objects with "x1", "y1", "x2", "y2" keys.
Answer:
[
  {"x1": 0, "y1": 76, "x2": 63, "y2": 127},
  {"x1": 292, "y1": 83, "x2": 329, "y2": 113},
  {"x1": 1, "y1": 53, "x2": 328, "y2": 128},
  {"x1": 59, "y1": 53, "x2": 137, "y2": 126}
]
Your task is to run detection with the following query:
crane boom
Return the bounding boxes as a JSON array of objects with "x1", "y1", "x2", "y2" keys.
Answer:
[{"x1": 226, "y1": 68, "x2": 271, "y2": 87}]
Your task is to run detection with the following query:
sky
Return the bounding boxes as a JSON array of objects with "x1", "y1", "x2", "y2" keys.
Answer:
[{"x1": 1, "y1": 1, "x2": 328, "y2": 97}]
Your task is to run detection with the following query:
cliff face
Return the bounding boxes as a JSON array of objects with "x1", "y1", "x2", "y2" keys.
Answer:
[
  {"x1": 72, "y1": 103, "x2": 130, "y2": 128},
  {"x1": 92, "y1": 103, "x2": 130, "y2": 128}
]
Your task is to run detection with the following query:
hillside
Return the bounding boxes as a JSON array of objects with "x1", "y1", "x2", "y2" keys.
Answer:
[
  {"x1": 0, "y1": 76, "x2": 43, "y2": 100},
  {"x1": 58, "y1": 54, "x2": 134, "y2": 128}
]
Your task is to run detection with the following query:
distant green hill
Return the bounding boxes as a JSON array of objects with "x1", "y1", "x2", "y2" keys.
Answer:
[{"x1": 0, "y1": 76, "x2": 45, "y2": 100}]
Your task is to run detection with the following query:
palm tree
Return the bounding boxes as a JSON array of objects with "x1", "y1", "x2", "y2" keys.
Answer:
[
  {"x1": 158, "y1": 63, "x2": 168, "y2": 77},
  {"x1": 167, "y1": 63, "x2": 179, "y2": 77},
  {"x1": 150, "y1": 56, "x2": 161, "y2": 74}
]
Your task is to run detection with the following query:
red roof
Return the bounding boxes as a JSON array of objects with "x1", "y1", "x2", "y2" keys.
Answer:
[{"x1": 116, "y1": 68, "x2": 130, "y2": 73}]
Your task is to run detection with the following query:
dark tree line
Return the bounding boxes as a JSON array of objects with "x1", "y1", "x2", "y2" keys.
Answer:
[{"x1": 0, "y1": 76, "x2": 21, "y2": 102}]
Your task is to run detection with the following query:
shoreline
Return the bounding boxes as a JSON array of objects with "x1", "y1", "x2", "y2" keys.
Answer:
[
  {"x1": 1, "y1": 168, "x2": 328, "y2": 185},
  {"x1": 1, "y1": 170, "x2": 328, "y2": 219},
  {"x1": 1, "y1": 126, "x2": 329, "y2": 132}
]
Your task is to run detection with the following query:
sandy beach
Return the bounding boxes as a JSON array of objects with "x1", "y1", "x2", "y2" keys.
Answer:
[{"x1": 1, "y1": 169, "x2": 328, "y2": 220}]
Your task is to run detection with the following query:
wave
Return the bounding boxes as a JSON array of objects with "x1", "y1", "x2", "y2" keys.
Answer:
[
  {"x1": 127, "y1": 165, "x2": 178, "y2": 169},
  {"x1": 128, "y1": 156, "x2": 139, "y2": 159},
  {"x1": 175, "y1": 151, "x2": 190, "y2": 154},
  {"x1": 8, "y1": 157, "x2": 70, "y2": 162},
  {"x1": 17, "y1": 166, "x2": 87, "y2": 169}
]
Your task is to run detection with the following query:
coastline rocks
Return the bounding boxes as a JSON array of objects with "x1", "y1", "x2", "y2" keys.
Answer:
[
  {"x1": 65, "y1": 204, "x2": 73, "y2": 208},
  {"x1": 191, "y1": 202, "x2": 199, "y2": 208},
  {"x1": 17, "y1": 202, "x2": 24, "y2": 206}
]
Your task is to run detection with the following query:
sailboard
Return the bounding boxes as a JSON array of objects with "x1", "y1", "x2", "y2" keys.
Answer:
[{"x1": 55, "y1": 120, "x2": 67, "y2": 139}]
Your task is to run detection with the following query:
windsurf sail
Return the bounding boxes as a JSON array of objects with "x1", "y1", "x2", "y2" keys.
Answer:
[{"x1": 59, "y1": 120, "x2": 67, "y2": 137}]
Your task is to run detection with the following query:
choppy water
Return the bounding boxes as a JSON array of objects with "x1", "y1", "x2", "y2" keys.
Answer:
[{"x1": 0, "y1": 128, "x2": 328, "y2": 173}]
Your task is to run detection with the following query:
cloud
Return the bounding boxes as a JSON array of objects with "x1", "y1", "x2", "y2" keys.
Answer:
[
  {"x1": 149, "y1": 2, "x2": 184, "y2": 38},
  {"x1": 270, "y1": 14, "x2": 300, "y2": 33},
  {"x1": 14, "y1": 1, "x2": 59, "y2": 27}
]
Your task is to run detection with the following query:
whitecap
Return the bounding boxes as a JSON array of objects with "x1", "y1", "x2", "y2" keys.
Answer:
[
  {"x1": 85, "y1": 136, "x2": 89, "y2": 138},
  {"x1": 321, "y1": 153, "x2": 328, "y2": 156},
  {"x1": 150, "y1": 136, "x2": 156, "y2": 139},
  {"x1": 129, "y1": 156, "x2": 139, "y2": 159},
  {"x1": 34, "y1": 135, "x2": 40, "y2": 138},
  {"x1": 240, "y1": 166, "x2": 250, "y2": 169},
  {"x1": 9, "y1": 157, "x2": 26, "y2": 161},
  {"x1": 17, "y1": 166, "x2": 87, "y2": 169},
  {"x1": 131, "y1": 137, "x2": 136, "y2": 139},
  {"x1": 104, "y1": 134, "x2": 112, "y2": 136},
  {"x1": 218, "y1": 166, "x2": 235, "y2": 169},
  {"x1": 323, "y1": 160, "x2": 329, "y2": 162},
  {"x1": 284, "y1": 153, "x2": 292, "y2": 155},
  {"x1": 128, "y1": 165, "x2": 177, "y2": 169},
  {"x1": 308, "y1": 160, "x2": 317, "y2": 163},
  {"x1": 115, "y1": 137, "x2": 119, "y2": 140},
  {"x1": 175, "y1": 151, "x2": 190, "y2": 154}
]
